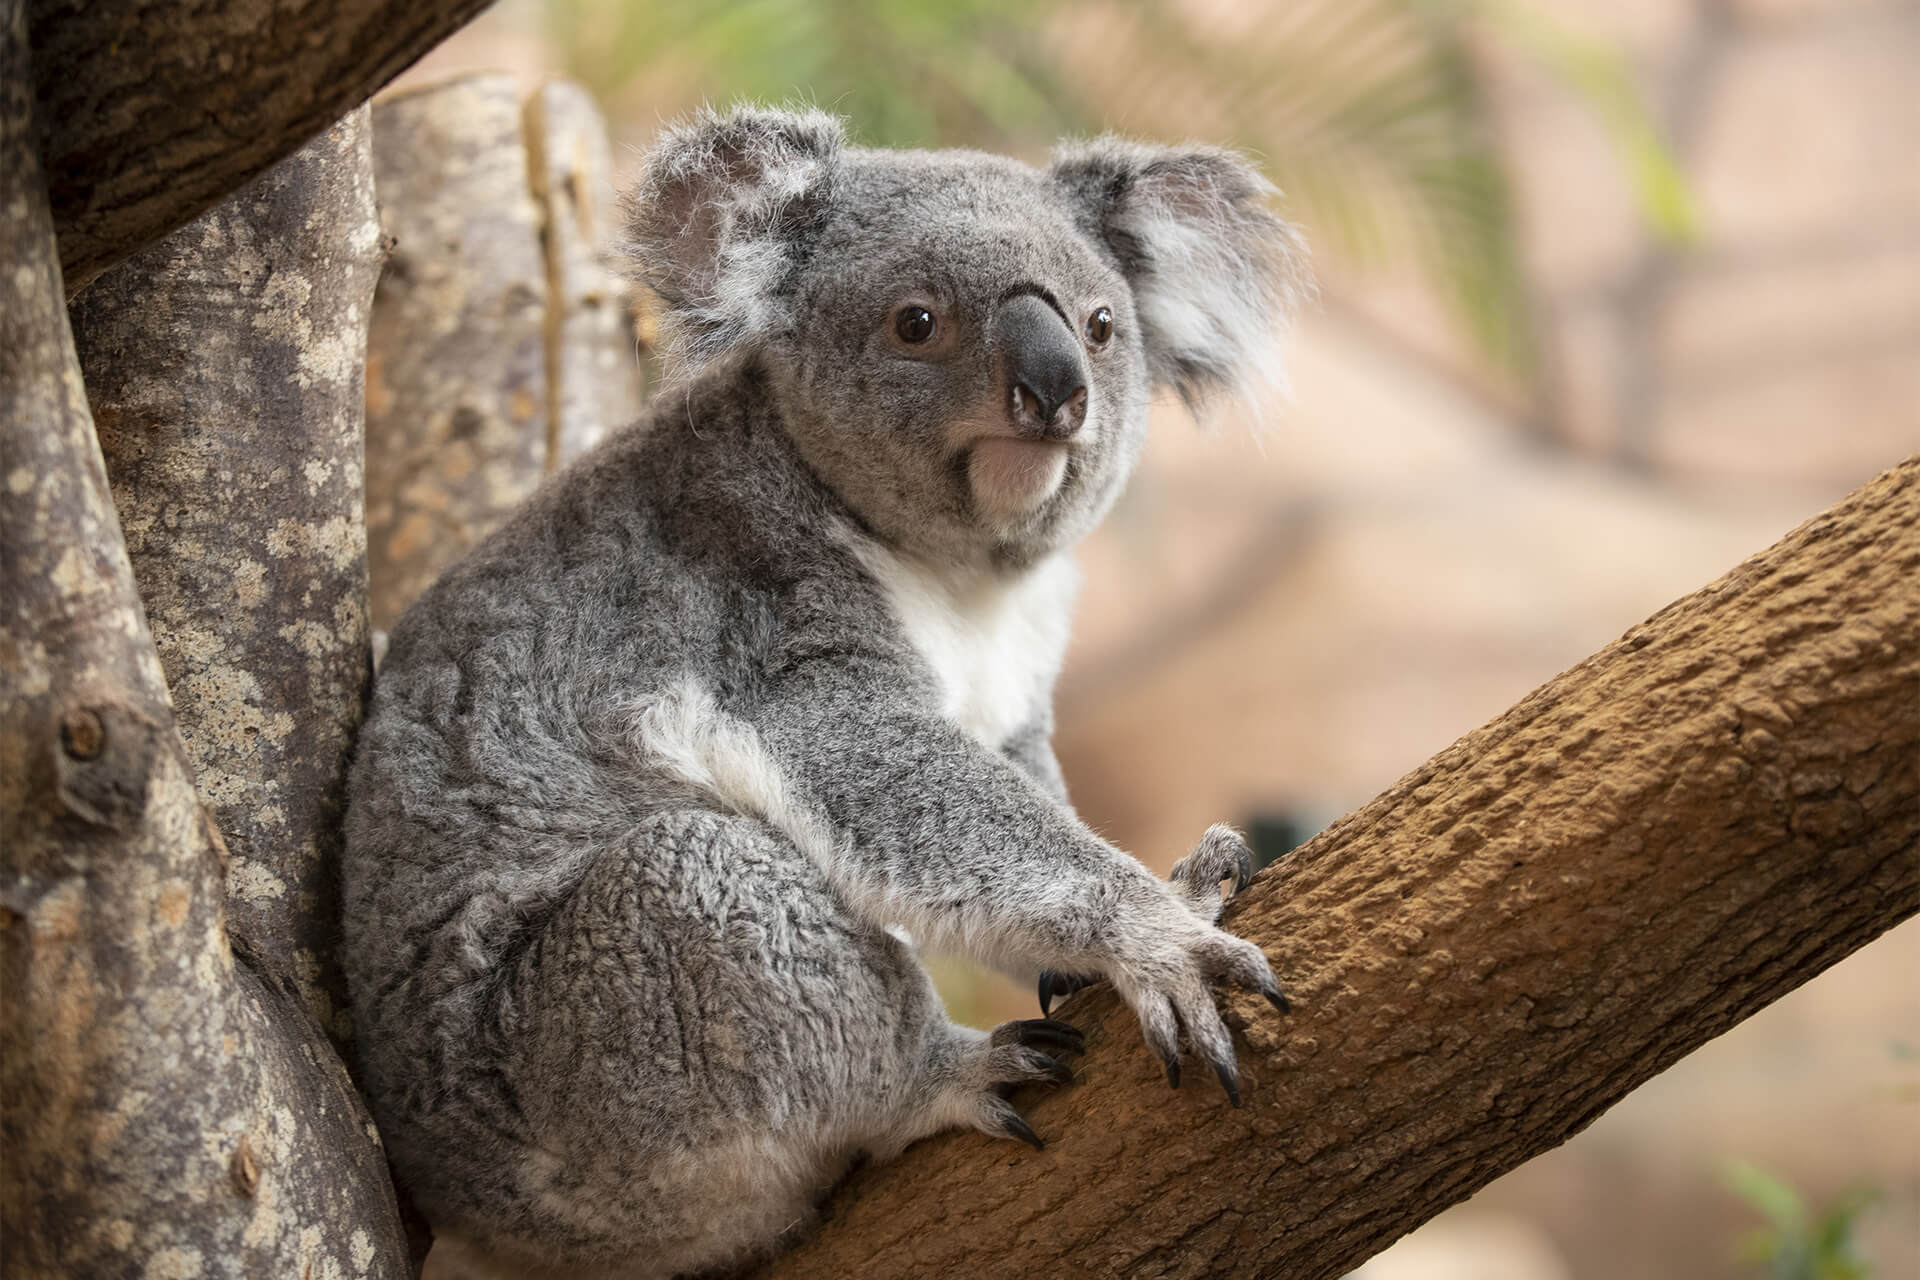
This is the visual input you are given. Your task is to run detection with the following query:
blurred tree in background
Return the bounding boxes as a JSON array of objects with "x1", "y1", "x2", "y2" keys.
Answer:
[{"x1": 542, "y1": 0, "x2": 1692, "y2": 382}]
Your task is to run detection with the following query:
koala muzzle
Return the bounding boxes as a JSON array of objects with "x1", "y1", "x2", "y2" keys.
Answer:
[{"x1": 996, "y1": 294, "x2": 1089, "y2": 440}]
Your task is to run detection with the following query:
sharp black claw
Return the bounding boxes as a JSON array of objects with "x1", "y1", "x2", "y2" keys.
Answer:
[
  {"x1": 1264, "y1": 986, "x2": 1292, "y2": 1015},
  {"x1": 1002, "y1": 1112, "x2": 1046, "y2": 1151},
  {"x1": 1215, "y1": 1062, "x2": 1243, "y2": 1108},
  {"x1": 1038, "y1": 972, "x2": 1097, "y2": 1017},
  {"x1": 1017, "y1": 1018, "x2": 1086, "y2": 1055},
  {"x1": 1233, "y1": 845, "x2": 1254, "y2": 893},
  {"x1": 1041, "y1": 1056, "x2": 1075, "y2": 1086},
  {"x1": 1164, "y1": 1056, "x2": 1182, "y2": 1090}
]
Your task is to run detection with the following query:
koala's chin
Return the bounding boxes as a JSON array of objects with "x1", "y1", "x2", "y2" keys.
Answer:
[{"x1": 967, "y1": 438, "x2": 1071, "y2": 525}]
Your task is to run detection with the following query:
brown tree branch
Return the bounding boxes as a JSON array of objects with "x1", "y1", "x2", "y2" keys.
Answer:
[
  {"x1": 762, "y1": 458, "x2": 1920, "y2": 1280},
  {"x1": 2, "y1": 11, "x2": 411, "y2": 1268},
  {"x1": 28, "y1": 0, "x2": 493, "y2": 295}
]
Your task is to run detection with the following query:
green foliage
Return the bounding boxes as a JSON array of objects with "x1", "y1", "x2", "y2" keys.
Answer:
[
  {"x1": 543, "y1": 0, "x2": 1089, "y2": 146},
  {"x1": 543, "y1": 0, "x2": 1692, "y2": 378},
  {"x1": 1721, "y1": 1161, "x2": 1881, "y2": 1280}
]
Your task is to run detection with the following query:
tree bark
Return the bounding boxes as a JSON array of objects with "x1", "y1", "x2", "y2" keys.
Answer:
[
  {"x1": 364, "y1": 74, "x2": 550, "y2": 633},
  {"x1": 761, "y1": 458, "x2": 1920, "y2": 1280},
  {"x1": 69, "y1": 107, "x2": 386, "y2": 1059},
  {"x1": 28, "y1": 0, "x2": 494, "y2": 296},
  {"x1": 1, "y1": 13, "x2": 412, "y2": 1269},
  {"x1": 525, "y1": 80, "x2": 646, "y2": 469}
]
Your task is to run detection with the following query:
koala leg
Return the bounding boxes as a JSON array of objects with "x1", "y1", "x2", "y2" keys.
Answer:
[{"x1": 420, "y1": 807, "x2": 1077, "y2": 1279}]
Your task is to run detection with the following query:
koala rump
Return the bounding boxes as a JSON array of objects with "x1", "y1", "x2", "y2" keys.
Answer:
[{"x1": 343, "y1": 105, "x2": 1308, "y2": 1279}]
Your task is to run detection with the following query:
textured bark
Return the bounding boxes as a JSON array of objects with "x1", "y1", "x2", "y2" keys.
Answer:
[
  {"x1": 1, "y1": 17, "x2": 411, "y2": 1271},
  {"x1": 525, "y1": 81, "x2": 646, "y2": 469},
  {"x1": 70, "y1": 107, "x2": 386, "y2": 1057},
  {"x1": 762, "y1": 459, "x2": 1920, "y2": 1280},
  {"x1": 28, "y1": 0, "x2": 493, "y2": 296},
  {"x1": 365, "y1": 74, "x2": 549, "y2": 632}
]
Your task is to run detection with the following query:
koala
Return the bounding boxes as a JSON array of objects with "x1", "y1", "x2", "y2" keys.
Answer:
[{"x1": 343, "y1": 105, "x2": 1310, "y2": 1279}]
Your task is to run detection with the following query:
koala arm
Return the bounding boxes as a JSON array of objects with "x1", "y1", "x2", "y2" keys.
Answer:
[
  {"x1": 1000, "y1": 713, "x2": 1070, "y2": 806},
  {"x1": 747, "y1": 655, "x2": 1284, "y2": 1092}
]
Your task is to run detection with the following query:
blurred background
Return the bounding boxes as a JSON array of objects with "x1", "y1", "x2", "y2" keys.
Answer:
[{"x1": 390, "y1": 2, "x2": 1917, "y2": 1275}]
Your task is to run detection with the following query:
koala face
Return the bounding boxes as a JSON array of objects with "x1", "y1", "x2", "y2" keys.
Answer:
[{"x1": 626, "y1": 108, "x2": 1310, "y2": 568}]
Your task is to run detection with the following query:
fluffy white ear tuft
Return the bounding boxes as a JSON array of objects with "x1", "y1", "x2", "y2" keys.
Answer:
[
  {"x1": 624, "y1": 105, "x2": 846, "y2": 371},
  {"x1": 1050, "y1": 139, "x2": 1313, "y2": 416}
]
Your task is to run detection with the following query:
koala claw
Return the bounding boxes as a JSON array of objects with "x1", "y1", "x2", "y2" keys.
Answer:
[
  {"x1": 1036, "y1": 970, "x2": 1097, "y2": 1017},
  {"x1": 1214, "y1": 1061, "x2": 1243, "y2": 1109},
  {"x1": 999, "y1": 1108, "x2": 1047, "y2": 1151},
  {"x1": 995, "y1": 1017, "x2": 1086, "y2": 1057}
]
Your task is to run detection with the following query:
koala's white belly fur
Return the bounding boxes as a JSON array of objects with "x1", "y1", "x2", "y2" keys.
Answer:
[{"x1": 851, "y1": 539, "x2": 1077, "y2": 747}]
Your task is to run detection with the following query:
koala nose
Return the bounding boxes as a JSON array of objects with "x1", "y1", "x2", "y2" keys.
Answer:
[{"x1": 996, "y1": 294, "x2": 1089, "y2": 439}]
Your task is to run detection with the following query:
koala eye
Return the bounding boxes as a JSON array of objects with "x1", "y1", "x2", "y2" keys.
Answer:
[
  {"x1": 1086, "y1": 307, "x2": 1114, "y2": 346},
  {"x1": 895, "y1": 306, "x2": 937, "y2": 345}
]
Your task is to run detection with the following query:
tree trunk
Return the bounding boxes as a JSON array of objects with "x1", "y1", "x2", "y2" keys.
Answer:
[
  {"x1": 363, "y1": 74, "x2": 646, "y2": 632},
  {"x1": 27, "y1": 0, "x2": 494, "y2": 296},
  {"x1": 364, "y1": 74, "x2": 550, "y2": 633},
  {"x1": 525, "y1": 80, "x2": 646, "y2": 469},
  {"x1": 760, "y1": 458, "x2": 1920, "y2": 1280},
  {"x1": 69, "y1": 106, "x2": 387, "y2": 1058},
  {"x1": 1, "y1": 9, "x2": 413, "y2": 1268}
]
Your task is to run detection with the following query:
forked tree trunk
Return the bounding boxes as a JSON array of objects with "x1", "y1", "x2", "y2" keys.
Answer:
[
  {"x1": 759, "y1": 459, "x2": 1919, "y2": 1280},
  {"x1": 69, "y1": 111, "x2": 386, "y2": 1057},
  {"x1": 0, "y1": 13, "x2": 413, "y2": 1268}
]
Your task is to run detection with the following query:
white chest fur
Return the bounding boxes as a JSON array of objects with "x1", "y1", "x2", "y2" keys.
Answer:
[{"x1": 851, "y1": 541, "x2": 1078, "y2": 748}]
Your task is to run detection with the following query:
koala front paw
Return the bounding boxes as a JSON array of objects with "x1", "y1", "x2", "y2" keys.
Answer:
[
  {"x1": 1106, "y1": 853, "x2": 1290, "y2": 1106},
  {"x1": 1169, "y1": 823, "x2": 1257, "y2": 924},
  {"x1": 968, "y1": 1018, "x2": 1085, "y2": 1149},
  {"x1": 1037, "y1": 824, "x2": 1267, "y2": 1017}
]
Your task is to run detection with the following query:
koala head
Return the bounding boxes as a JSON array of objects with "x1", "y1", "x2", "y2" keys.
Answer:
[{"x1": 626, "y1": 106, "x2": 1310, "y2": 568}]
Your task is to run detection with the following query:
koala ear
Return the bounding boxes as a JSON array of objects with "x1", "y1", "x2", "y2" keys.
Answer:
[
  {"x1": 1050, "y1": 139, "x2": 1312, "y2": 414},
  {"x1": 625, "y1": 106, "x2": 845, "y2": 367}
]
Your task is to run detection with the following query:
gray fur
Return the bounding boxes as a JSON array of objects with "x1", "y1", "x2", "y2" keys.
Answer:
[{"x1": 344, "y1": 106, "x2": 1308, "y2": 1279}]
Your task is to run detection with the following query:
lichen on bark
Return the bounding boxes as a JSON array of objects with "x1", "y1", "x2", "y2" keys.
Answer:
[{"x1": 71, "y1": 107, "x2": 387, "y2": 1053}]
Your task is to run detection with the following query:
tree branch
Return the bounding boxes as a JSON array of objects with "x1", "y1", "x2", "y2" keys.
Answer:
[
  {"x1": 28, "y1": 0, "x2": 493, "y2": 295},
  {"x1": 762, "y1": 459, "x2": 1920, "y2": 1280}
]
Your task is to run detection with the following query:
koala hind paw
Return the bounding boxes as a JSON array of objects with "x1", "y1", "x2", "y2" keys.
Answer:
[{"x1": 965, "y1": 1018, "x2": 1085, "y2": 1149}]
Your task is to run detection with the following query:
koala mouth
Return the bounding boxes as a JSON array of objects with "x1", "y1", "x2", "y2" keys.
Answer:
[{"x1": 967, "y1": 437, "x2": 1071, "y2": 520}]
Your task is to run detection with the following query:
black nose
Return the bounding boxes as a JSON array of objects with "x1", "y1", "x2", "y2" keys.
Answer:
[{"x1": 995, "y1": 294, "x2": 1089, "y2": 438}]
